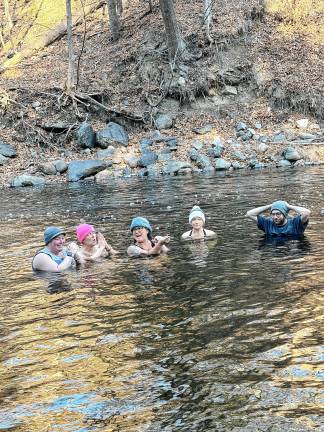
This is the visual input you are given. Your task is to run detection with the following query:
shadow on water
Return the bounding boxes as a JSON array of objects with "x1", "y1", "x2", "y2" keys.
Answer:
[{"x1": 0, "y1": 167, "x2": 323, "y2": 431}]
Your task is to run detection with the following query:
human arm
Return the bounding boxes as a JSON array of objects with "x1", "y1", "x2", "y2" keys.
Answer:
[
  {"x1": 127, "y1": 236, "x2": 170, "y2": 258},
  {"x1": 97, "y1": 232, "x2": 119, "y2": 255},
  {"x1": 284, "y1": 202, "x2": 311, "y2": 224},
  {"x1": 245, "y1": 204, "x2": 272, "y2": 222},
  {"x1": 32, "y1": 253, "x2": 74, "y2": 272}
]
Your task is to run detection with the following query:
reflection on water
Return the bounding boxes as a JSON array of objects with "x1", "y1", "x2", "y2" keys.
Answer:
[{"x1": 0, "y1": 167, "x2": 323, "y2": 431}]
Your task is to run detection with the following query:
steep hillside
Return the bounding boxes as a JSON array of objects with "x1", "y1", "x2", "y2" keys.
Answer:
[{"x1": 0, "y1": 0, "x2": 323, "y2": 186}]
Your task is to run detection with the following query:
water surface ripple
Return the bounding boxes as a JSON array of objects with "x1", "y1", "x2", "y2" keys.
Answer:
[{"x1": 0, "y1": 168, "x2": 323, "y2": 431}]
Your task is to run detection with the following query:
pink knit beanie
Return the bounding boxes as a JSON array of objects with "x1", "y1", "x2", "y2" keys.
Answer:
[{"x1": 76, "y1": 224, "x2": 95, "y2": 243}]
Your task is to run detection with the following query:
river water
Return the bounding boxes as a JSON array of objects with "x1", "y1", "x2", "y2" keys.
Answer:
[{"x1": 0, "y1": 167, "x2": 323, "y2": 431}]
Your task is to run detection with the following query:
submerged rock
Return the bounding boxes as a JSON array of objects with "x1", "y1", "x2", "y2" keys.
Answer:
[
  {"x1": 68, "y1": 159, "x2": 107, "y2": 182},
  {"x1": 9, "y1": 175, "x2": 45, "y2": 187}
]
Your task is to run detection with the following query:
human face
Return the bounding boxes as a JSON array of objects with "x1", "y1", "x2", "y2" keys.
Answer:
[
  {"x1": 191, "y1": 216, "x2": 204, "y2": 230},
  {"x1": 132, "y1": 226, "x2": 149, "y2": 243},
  {"x1": 48, "y1": 234, "x2": 65, "y2": 254},
  {"x1": 83, "y1": 230, "x2": 97, "y2": 247},
  {"x1": 271, "y1": 210, "x2": 286, "y2": 226}
]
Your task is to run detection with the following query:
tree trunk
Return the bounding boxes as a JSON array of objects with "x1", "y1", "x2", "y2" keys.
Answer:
[
  {"x1": 4, "y1": 0, "x2": 13, "y2": 30},
  {"x1": 106, "y1": 0, "x2": 120, "y2": 41},
  {"x1": 66, "y1": 0, "x2": 76, "y2": 93},
  {"x1": 203, "y1": 0, "x2": 213, "y2": 43},
  {"x1": 158, "y1": 0, "x2": 186, "y2": 63}
]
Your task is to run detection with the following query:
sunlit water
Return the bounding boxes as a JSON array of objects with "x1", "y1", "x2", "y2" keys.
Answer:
[{"x1": 0, "y1": 168, "x2": 323, "y2": 431}]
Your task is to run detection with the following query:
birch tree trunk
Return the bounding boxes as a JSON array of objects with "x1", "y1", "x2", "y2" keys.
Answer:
[
  {"x1": 203, "y1": 0, "x2": 213, "y2": 43},
  {"x1": 159, "y1": 0, "x2": 186, "y2": 63},
  {"x1": 66, "y1": 0, "x2": 76, "y2": 93},
  {"x1": 106, "y1": 0, "x2": 120, "y2": 41}
]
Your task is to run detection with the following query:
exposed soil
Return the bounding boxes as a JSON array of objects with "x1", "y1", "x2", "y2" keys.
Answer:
[{"x1": 0, "y1": 0, "x2": 323, "y2": 187}]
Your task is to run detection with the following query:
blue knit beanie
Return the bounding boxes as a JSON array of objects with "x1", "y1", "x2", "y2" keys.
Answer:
[
  {"x1": 44, "y1": 226, "x2": 66, "y2": 245},
  {"x1": 270, "y1": 201, "x2": 289, "y2": 217},
  {"x1": 130, "y1": 217, "x2": 152, "y2": 233}
]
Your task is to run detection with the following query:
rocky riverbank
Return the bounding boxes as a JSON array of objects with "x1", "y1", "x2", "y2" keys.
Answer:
[{"x1": 1, "y1": 116, "x2": 323, "y2": 188}]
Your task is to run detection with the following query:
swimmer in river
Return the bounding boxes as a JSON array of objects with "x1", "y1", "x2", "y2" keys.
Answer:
[
  {"x1": 181, "y1": 206, "x2": 216, "y2": 240},
  {"x1": 127, "y1": 216, "x2": 170, "y2": 258},
  {"x1": 32, "y1": 226, "x2": 82, "y2": 272},
  {"x1": 73, "y1": 223, "x2": 119, "y2": 262},
  {"x1": 245, "y1": 200, "x2": 311, "y2": 238}
]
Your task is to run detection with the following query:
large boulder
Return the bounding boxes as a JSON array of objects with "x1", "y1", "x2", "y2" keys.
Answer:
[
  {"x1": 75, "y1": 122, "x2": 96, "y2": 149},
  {"x1": 9, "y1": 175, "x2": 45, "y2": 187},
  {"x1": 96, "y1": 122, "x2": 129, "y2": 148},
  {"x1": 0, "y1": 140, "x2": 16, "y2": 158},
  {"x1": 68, "y1": 159, "x2": 107, "y2": 182}
]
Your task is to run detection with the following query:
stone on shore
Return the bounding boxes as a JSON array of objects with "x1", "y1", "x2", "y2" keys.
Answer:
[
  {"x1": 10, "y1": 175, "x2": 46, "y2": 187},
  {"x1": 283, "y1": 147, "x2": 302, "y2": 162},
  {"x1": 193, "y1": 124, "x2": 213, "y2": 135},
  {"x1": 277, "y1": 159, "x2": 292, "y2": 167},
  {"x1": 215, "y1": 159, "x2": 231, "y2": 170},
  {"x1": 296, "y1": 119, "x2": 309, "y2": 129},
  {"x1": 75, "y1": 122, "x2": 96, "y2": 149},
  {"x1": 0, "y1": 154, "x2": 10, "y2": 165},
  {"x1": 162, "y1": 160, "x2": 192, "y2": 175},
  {"x1": 0, "y1": 141, "x2": 17, "y2": 158},
  {"x1": 54, "y1": 160, "x2": 68, "y2": 173},
  {"x1": 68, "y1": 159, "x2": 107, "y2": 182},
  {"x1": 124, "y1": 153, "x2": 139, "y2": 168},
  {"x1": 96, "y1": 122, "x2": 129, "y2": 148},
  {"x1": 96, "y1": 146, "x2": 115, "y2": 159},
  {"x1": 39, "y1": 162, "x2": 57, "y2": 175},
  {"x1": 137, "y1": 151, "x2": 158, "y2": 167},
  {"x1": 155, "y1": 114, "x2": 173, "y2": 130},
  {"x1": 95, "y1": 170, "x2": 112, "y2": 184}
]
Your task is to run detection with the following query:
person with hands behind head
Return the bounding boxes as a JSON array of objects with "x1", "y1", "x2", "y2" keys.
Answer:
[
  {"x1": 245, "y1": 200, "x2": 310, "y2": 238},
  {"x1": 75, "y1": 223, "x2": 118, "y2": 262},
  {"x1": 32, "y1": 226, "x2": 82, "y2": 272},
  {"x1": 127, "y1": 216, "x2": 170, "y2": 258},
  {"x1": 181, "y1": 206, "x2": 216, "y2": 241}
]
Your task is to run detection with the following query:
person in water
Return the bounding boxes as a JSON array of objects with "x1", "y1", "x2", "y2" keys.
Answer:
[
  {"x1": 181, "y1": 206, "x2": 216, "y2": 240},
  {"x1": 74, "y1": 223, "x2": 118, "y2": 262},
  {"x1": 32, "y1": 226, "x2": 81, "y2": 272},
  {"x1": 127, "y1": 217, "x2": 170, "y2": 258},
  {"x1": 245, "y1": 200, "x2": 310, "y2": 237}
]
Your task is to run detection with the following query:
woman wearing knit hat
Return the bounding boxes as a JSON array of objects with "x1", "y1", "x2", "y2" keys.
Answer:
[
  {"x1": 32, "y1": 226, "x2": 82, "y2": 272},
  {"x1": 181, "y1": 206, "x2": 216, "y2": 241},
  {"x1": 127, "y1": 216, "x2": 170, "y2": 258},
  {"x1": 74, "y1": 223, "x2": 118, "y2": 262}
]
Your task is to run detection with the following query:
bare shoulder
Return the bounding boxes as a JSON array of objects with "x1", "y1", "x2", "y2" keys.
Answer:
[
  {"x1": 205, "y1": 229, "x2": 217, "y2": 238},
  {"x1": 127, "y1": 245, "x2": 142, "y2": 257},
  {"x1": 181, "y1": 231, "x2": 191, "y2": 240},
  {"x1": 32, "y1": 253, "x2": 55, "y2": 271}
]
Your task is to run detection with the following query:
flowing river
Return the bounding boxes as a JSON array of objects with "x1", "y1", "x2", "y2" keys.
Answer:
[{"x1": 0, "y1": 167, "x2": 323, "y2": 431}]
